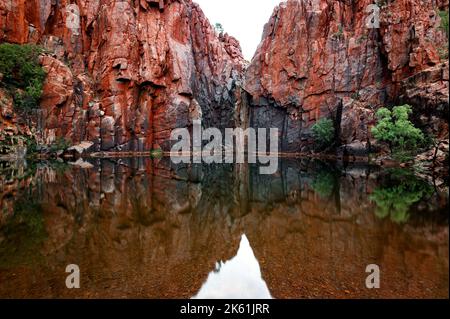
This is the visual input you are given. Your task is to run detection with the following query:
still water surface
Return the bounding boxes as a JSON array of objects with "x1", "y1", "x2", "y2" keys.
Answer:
[{"x1": 0, "y1": 158, "x2": 448, "y2": 298}]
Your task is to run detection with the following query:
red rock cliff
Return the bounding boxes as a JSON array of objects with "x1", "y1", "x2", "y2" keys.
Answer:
[
  {"x1": 1, "y1": 0, "x2": 245, "y2": 151},
  {"x1": 244, "y1": 0, "x2": 449, "y2": 152},
  {"x1": 1, "y1": 0, "x2": 448, "y2": 155}
]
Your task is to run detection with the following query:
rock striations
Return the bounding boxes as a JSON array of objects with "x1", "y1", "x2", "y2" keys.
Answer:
[
  {"x1": 244, "y1": 0, "x2": 449, "y2": 152},
  {"x1": 1, "y1": 0, "x2": 246, "y2": 151},
  {"x1": 0, "y1": 0, "x2": 449, "y2": 155}
]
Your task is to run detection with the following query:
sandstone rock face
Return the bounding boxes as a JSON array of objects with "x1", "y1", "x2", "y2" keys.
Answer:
[
  {"x1": 1, "y1": 0, "x2": 448, "y2": 154},
  {"x1": 244, "y1": 0, "x2": 449, "y2": 152},
  {"x1": 400, "y1": 61, "x2": 449, "y2": 139},
  {"x1": 1, "y1": 0, "x2": 245, "y2": 151},
  {"x1": 0, "y1": 88, "x2": 32, "y2": 158}
]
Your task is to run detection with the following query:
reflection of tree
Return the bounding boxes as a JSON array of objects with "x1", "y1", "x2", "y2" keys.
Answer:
[
  {"x1": 311, "y1": 171, "x2": 336, "y2": 198},
  {"x1": 370, "y1": 169, "x2": 433, "y2": 224}
]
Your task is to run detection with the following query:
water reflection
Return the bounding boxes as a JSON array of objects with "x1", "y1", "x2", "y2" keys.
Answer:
[
  {"x1": 369, "y1": 169, "x2": 435, "y2": 224},
  {"x1": 194, "y1": 235, "x2": 272, "y2": 299},
  {"x1": 0, "y1": 158, "x2": 448, "y2": 298}
]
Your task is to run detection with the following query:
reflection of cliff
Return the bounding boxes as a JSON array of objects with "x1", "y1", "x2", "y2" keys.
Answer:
[
  {"x1": 0, "y1": 159, "x2": 243, "y2": 298},
  {"x1": 0, "y1": 161, "x2": 34, "y2": 223},
  {"x1": 0, "y1": 159, "x2": 448, "y2": 298},
  {"x1": 245, "y1": 202, "x2": 449, "y2": 299},
  {"x1": 247, "y1": 161, "x2": 449, "y2": 298}
]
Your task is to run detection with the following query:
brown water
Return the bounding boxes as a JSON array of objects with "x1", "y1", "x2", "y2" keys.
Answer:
[{"x1": 0, "y1": 158, "x2": 448, "y2": 299}]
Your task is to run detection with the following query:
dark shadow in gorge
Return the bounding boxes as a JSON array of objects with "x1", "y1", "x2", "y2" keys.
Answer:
[{"x1": 0, "y1": 158, "x2": 448, "y2": 298}]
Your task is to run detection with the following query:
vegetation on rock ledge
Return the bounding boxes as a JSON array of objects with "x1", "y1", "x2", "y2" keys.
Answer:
[
  {"x1": 438, "y1": 10, "x2": 449, "y2": 60},
  {"x1": 0, "y1": 44, "x2": 46, "y2": 110},
  {"x1": 438, "y1": 9, "x2": 449, "y2": 36},
  {"x1": 312, "y1": 118, "x2": 335, "y2": 150},
  {"x1": 371, "y1": 105, "x2": 424, "y2": 159}
]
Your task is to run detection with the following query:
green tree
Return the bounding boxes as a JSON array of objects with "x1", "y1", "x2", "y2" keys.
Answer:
[
  {"x1": 371, "y1": 105, "x2": 424, "y2": 154},
  {"x1": 0, "y1": 43, "x2": 46, "y2": 110},
  {"x1": 312, "y1": 118, "x2": 335, "y2": 149}
]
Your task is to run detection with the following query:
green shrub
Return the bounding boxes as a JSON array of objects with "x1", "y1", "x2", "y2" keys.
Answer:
[
  {"x1": 371, "y1": 105, "x2": 424, "y2": 154},
  {"x1": 25, "y1": 136, "x2": 38, "y2": 154},
  {"x1": 312, "y1": 118, "x2": 335, "y2": 149},
  {"x1": 49, "y1": 137, "x2": 71, "y2": 152},
  {"x1": 150, "y1": 148, "x2": 163, "y2": 159},
  {"x1": 0, "y1": 43, "x2": 46, "y2": 110},
  {"x1": 351, "y1": 92, "x2": 361, "y2": 100},
  {"x1": 438, "y1": 46, "x2": 449, "y2": 60},
  {"x1": 439, "y1": 10, "x2": 449, "y2": 36},
  {"x1": 332, "y1": 24, "x2": 344, "y2": 40}
]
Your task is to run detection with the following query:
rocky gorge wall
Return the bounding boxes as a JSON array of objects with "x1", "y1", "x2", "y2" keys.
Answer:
[
  {"x1": 1, "y1": 0, "x2": 246, "y2": 152},
  {"x1": 0, "y1": 0, "x2": 449, "y2": 155},
  {"x1": 244, "y1": 0, "x2": 449, "y2": 153}
]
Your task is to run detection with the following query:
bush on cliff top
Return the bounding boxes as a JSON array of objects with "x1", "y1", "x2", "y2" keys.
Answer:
[
  {"x1": 214, "y1": 23, "x2": 224, "y2": 34},
  {"x1": 371, "y1": 105, "x2": 424, "y2": 156},
  {"x1": 0, "y1": 43, "x2": 46, "y2": 110}
]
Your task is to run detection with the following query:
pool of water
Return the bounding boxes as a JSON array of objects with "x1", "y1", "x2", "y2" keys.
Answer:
[{"x1": 0, "y1": 158, "x2": 448, "y2": 298}]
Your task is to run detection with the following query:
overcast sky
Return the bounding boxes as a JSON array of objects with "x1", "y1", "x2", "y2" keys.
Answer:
[{"x1": 194, "y1": 0, "x2": 282, "y2": 60}]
